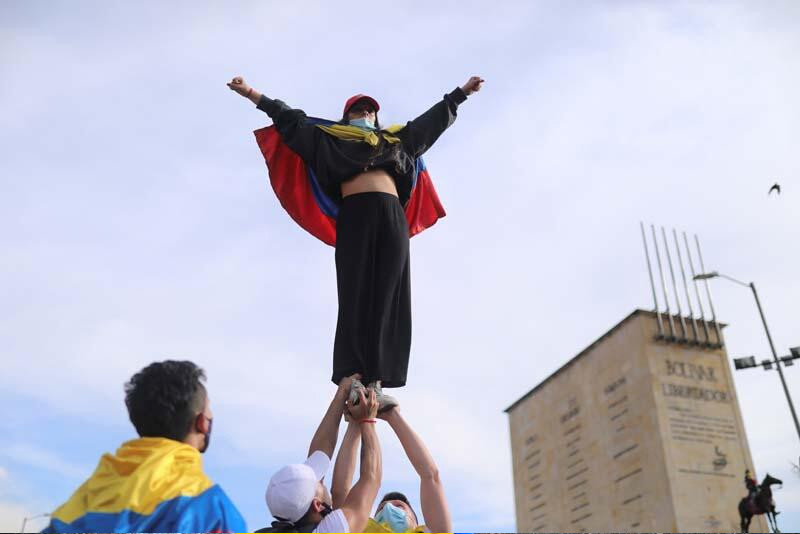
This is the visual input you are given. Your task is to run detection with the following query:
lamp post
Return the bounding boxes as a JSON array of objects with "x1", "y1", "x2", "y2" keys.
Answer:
[
  {"x1": 694, "y1": 271, "x2": 800, "y2": 443},
  {"x1": 20, "y1": 513, "x2": 49, "y2": 533}
]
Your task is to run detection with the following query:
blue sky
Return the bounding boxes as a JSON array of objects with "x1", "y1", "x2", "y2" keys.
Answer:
[{"x1": 2, "y1": 1, "x2": 799, "y2": 532}]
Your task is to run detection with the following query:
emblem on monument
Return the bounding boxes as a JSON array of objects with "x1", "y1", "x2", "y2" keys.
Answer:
[{"x1": 712, "y1": 445, "x2": 727, "y2": 471}]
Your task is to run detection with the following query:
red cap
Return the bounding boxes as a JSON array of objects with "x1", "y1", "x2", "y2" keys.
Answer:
[{"x1": 342, "y1": 94, "x2": 380, "y2": 116}]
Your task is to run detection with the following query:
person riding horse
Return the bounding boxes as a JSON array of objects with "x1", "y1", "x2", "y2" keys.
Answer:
[
  {"x1": 738, "y1": 472, "x2": 783, "y2": 534},
  {"x1": 744, "y1": 469, "x2": 758, "y2": 505}
]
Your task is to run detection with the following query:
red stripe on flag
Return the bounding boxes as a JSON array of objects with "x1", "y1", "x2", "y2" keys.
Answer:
[{"x1": 254, "y1": 126, "x2": 337, "y2": 246}]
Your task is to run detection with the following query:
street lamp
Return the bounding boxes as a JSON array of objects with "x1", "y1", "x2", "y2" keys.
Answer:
[
  {"x1": 693, "y1": 271, "x2": 800, "y2": 444},
  {"x1": 20, "y1": 513, "x2": 50, "y2": 533},
  {"x1": 733, "y1": 353, "x2": 800, "y2": 370},
  {"x1": 733, "y1": 356, "x2": 757, "y2": 370}
]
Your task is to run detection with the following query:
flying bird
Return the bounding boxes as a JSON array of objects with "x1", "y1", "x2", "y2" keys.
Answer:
[{"x1": 768, "y1": 182, "x2": 781, "y2": 195}]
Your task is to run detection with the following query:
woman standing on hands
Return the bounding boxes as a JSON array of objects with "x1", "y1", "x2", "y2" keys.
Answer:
[{"x1": 228, "y1": 75, "x2": 483, "y2": 407}]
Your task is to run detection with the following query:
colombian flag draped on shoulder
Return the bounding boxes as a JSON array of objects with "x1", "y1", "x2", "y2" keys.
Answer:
[
  {"x1": 254, "y1": 119, "x2": 446, "y2": 247},
  {"x1": 43, "y1": 437, "x2": 246, "y2": 533}
]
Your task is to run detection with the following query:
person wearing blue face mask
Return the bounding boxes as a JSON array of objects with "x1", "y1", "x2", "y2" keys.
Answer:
[
  {"x1": 372, "y1": 494, "x2": 423, "y2": 533},
  {"x1": 228, "y1": 75, "x2": 484, "y2": 414},
  {"x1": 344, "y1": 97, "x2": 379, "y2": 130},
  {"x1": 257, "y1": 375, "x2": 383, "y2": 533},
  {"x1": 331, "y1": 401, "x2": 451, "y2": 533}
]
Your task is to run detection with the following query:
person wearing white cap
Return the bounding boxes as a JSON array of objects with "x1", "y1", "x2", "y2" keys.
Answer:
[
  {"x1": 258, "y1": 375, "x2": 382, "y2": 533},
  {"x1": 331, "y1": 400, "x2": 451, "y2": 533}
]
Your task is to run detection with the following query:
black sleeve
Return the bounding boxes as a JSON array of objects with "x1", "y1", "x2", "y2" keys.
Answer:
[
  {"x1": 256, "y1": 95, "x2": 317, "y2": 161},
  {"x1": 397, "y1": 87, "x2": 468, "y2": 158}
]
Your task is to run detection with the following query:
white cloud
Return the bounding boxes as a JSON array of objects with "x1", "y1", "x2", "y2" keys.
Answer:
[
  {"x1": 1, "y1": 1, "x2": 799, "y2": 531},
  {"x1": 0, "y1": 445, "x2": 89, "y2": 481},
  {"x1": 0, "y1": 501, "x2": 30, "y2": 534},
  {"x1": 0, "y1": 502, "x2": 51, "y2": 534},
  {"x1": 0, "y1": 466, "x2": 52, "y2": 533}
]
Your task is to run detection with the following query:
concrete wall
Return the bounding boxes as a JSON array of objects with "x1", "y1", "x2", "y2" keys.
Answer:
[{"x1": 507, "y1": 310, "x2": 767, "y2": 533}]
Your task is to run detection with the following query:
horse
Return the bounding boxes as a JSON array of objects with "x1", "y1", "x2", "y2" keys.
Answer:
[{"x1": 738, "y1": 473, "x2": 783, "y2": 533}]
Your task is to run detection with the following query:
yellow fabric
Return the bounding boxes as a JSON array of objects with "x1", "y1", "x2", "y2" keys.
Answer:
[
  {"x1": 364, "y1": 517, "x2": 427, "y2": 533},
  {"x1": 52, "y1": 437, "x2": 213, "y2": 523},
  {"x1": 316, "y1": 124, "x2": 404, "y2": 146}
]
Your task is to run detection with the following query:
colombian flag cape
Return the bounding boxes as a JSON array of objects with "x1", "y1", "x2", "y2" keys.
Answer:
[
  {"x1": 254, "y1": 120, "x2": 446, "y2": 247},
  {"x1": 43, "y1": 437, "x2": 246, "y2": 533}
]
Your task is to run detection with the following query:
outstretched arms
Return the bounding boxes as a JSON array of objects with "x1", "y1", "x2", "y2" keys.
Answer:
[
  {"x1": 381, "y1": 408, "x2": 452, "y2": 533},
  {"x1": 331, "y1": 402, "x2": 453, "y2": 533},
  {"x1": 308, "y1": 375, "x2": 360, "y2": 459},
  {"x1": 338, "y1": 390, "x2": 382, "y2": 533},
  {"x1": 399, "y1": 75, "x2": 484, "y2": 158},
  {"x1": 227, "y1": 75, "x2": 293, "y2": 119},
  {"x1": 226, "y1": 75, "x2": 316, "y2": 159},
  {"x1": 331, "y1": 421, "x2": 360, "y2": 509}
]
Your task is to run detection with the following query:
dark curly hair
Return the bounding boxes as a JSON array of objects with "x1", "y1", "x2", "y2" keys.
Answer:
[{"x1": 124, "y1": 360, "x2": 207, "y2": 441}]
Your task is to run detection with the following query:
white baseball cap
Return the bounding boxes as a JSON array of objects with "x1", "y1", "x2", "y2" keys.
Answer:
[{"x1": 266, "y1": 451, "x2": 331, "y2": 523}]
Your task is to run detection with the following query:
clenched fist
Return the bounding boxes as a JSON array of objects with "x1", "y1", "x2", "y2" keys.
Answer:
[
  {"x1": 461, "y1": 76, "x2": 484, "y2": 96},
  {"x1": 227, "y1": 76, "x2": 250, "y2": 97}
]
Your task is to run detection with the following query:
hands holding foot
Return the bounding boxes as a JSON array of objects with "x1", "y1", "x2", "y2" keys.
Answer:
[{"x1": 343, "y1": 377, "x2": 399, "y2": 418}]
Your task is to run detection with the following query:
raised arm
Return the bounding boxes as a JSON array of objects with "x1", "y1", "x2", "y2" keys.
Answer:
[
  {"x1": 339, "y1": 389, "x2": 382, "y2": 533},
  {"x1": 227, "y1": 75, "x2": 317, "y2": 159},
  {"x1": 399, "y1": 76, "x2": 484, "y2": 158},
  {"x1": 307, "y1": 374, "x2": 360, "y2": 459},
  {"x1": 228, "y1": 76, "x2": 294, "y2": 119},
  {"x1": 331, "y1": 421, "x2": 361, "y2": 509},
  {"x1": 227, "y1": 76, "x2": 264, "y2": 106},
  {"x1": 382, "y1": 408, "x2": 452, "y2": 533}
]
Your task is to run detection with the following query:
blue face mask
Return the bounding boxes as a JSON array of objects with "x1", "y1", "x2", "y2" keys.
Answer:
[
  {"x1": 349, "y1": 117, "x2": 376, "y2": 129},
  {"x1": 375, "y1": 502, "x2": 409, "y2": 532}
]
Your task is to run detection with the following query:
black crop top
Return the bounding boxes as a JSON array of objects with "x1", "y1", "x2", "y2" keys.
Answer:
[{"x1": 256, "y1": 87, "x2": 467, "y2": 207}]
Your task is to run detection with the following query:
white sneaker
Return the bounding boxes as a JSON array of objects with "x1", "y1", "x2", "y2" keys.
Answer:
[
  {"x1": 348, "y1": 378, "x2": 366, "y2": 405},
  {"x1": 368, "y1": 382, "x2": 399, "y2": 414}
]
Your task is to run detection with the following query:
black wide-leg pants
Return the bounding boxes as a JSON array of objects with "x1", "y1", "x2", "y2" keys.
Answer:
[{"x1": 332, "y1": 192, "x2": 411, "y2": 388}]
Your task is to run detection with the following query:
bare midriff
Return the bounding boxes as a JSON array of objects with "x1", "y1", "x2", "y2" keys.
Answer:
[{"x1": 341, "y1": 169, "x2": 398, "y2": 198}]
